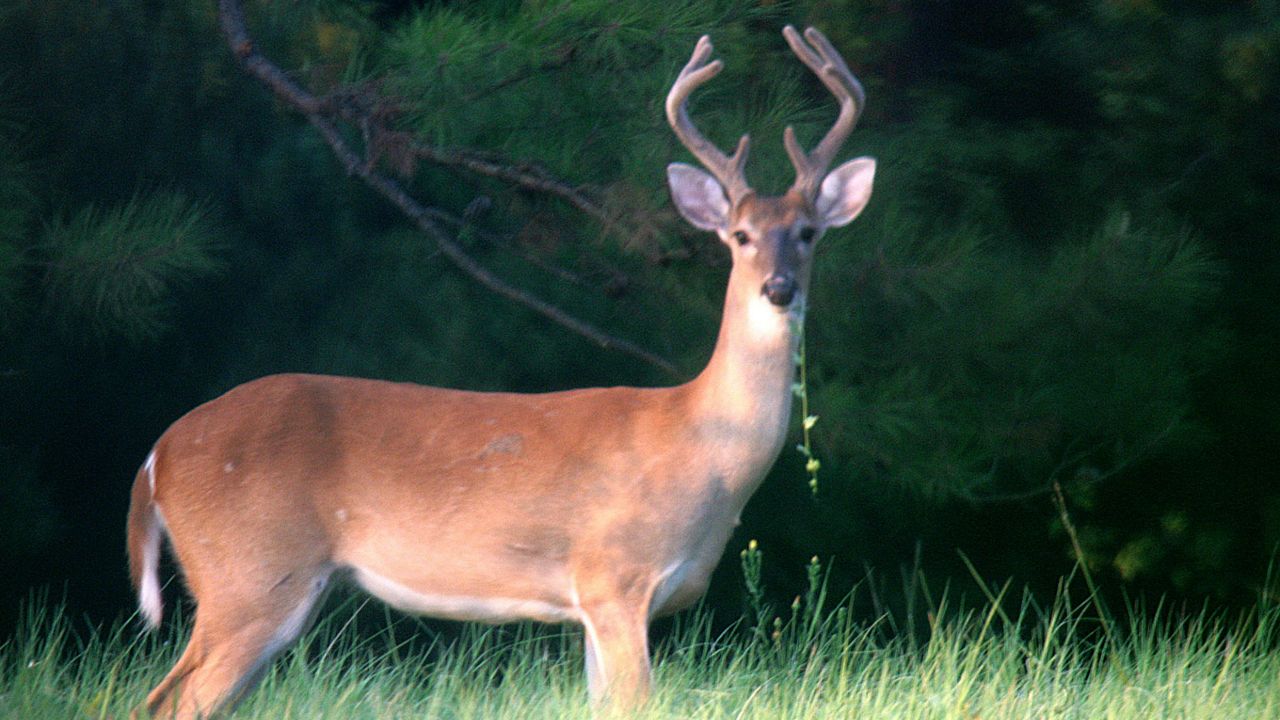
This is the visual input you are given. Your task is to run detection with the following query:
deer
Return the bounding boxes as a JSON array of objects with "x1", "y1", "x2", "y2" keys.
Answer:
[{"x1": 126, "y1": 25, "x2": 874, "y2": 719}]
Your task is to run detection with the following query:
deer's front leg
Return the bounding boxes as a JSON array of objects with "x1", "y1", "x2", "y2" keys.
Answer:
[{"x1": 578, "y1": 595, "x2": 653, "y2": 708}]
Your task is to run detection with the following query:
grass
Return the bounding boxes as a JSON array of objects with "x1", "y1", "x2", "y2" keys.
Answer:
[{"x1": 3, "y1": 563, "x2": 1279, "y2": 720}]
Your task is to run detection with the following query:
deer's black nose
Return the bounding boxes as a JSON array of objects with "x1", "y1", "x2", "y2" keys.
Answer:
[{"x1": 762, "y1": 275, "x2": 798, "y2": 307}]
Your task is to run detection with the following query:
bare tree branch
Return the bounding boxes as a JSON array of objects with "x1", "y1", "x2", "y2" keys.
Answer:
[
  {"x1": 319, "y1": 82, "x2": 613, "y2": 224},
  {"x1": 216, "y1": 0, "x2": 677, "y2": 376},
  {"x1": 412, "y1": 145, "x2": 610, "y2": 224}
]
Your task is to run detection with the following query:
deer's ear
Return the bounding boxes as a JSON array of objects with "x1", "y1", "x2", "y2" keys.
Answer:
[
  {"x1": 816, "y1": 157, "x2": 875, "y2": 229},
  {"x1": 668, "y1": 163, "x2": 730, "y2": 232}
]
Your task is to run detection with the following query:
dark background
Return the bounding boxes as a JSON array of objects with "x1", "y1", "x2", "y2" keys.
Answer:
[{"x1": 1, "y1": 0, "x2": 1277, "y2": 639}]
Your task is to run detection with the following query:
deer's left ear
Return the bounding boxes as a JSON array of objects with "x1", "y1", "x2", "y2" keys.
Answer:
[{"x1": 816, "y1": 157, "x2": 875, "y2": 229}]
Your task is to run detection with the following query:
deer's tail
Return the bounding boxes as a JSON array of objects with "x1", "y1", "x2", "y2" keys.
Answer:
[{"x1": 126, "y1": 450, "x2": 165, "y2": 629}]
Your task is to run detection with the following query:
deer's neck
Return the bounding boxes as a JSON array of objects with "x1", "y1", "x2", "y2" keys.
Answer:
[{"x1": 685, "y1": 273, "x2": 801, "y2": 495}]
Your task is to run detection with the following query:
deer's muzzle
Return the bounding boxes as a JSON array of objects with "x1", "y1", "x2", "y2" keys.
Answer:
[{"x1": 762, "y1": 275, "x2": 798, "y2": 307}]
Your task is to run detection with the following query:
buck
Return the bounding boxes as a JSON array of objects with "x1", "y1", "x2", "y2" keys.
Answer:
[{"x1": 127, "y1": 25, "x2": 874, "y2": 718}]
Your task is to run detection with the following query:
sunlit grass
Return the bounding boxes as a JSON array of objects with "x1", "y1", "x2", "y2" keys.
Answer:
[{"x1": 3, "y1": 572, "x2": 1278, "y2": 719}]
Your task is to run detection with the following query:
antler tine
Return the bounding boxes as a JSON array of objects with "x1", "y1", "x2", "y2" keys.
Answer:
[
  {"x1": 782, "y1": 25, "x2": 865, "y2": 198},
  {"x1": 666, "y1": 35, "x2": 752, "y2": 206}
]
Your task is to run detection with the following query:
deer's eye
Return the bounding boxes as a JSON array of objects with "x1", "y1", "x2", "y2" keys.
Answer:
[
  {"x1": 798, "y1": 226, "x2": 817, "y2": 243},
  {"x1": 732, "y1": 230, "x2": 750, "y2": 246}
]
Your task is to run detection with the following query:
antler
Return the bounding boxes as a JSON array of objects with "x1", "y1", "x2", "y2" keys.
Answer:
[
  {"x1": 666, "y1": 35, "x2": 753, "y2": 207},
  {"x1": 782, "y1": 25, "x2": 866, "y2": 199}
]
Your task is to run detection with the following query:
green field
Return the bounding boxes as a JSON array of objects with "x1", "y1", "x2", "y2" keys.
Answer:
[{"x1": 5, "y1": 563, "x2": 1277, "y2": 720}]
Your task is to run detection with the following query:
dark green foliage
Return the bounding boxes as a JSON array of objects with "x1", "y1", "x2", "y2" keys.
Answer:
[
  {"x1": 0, "y1": 241, "x2": 21, "y2": 333},
  {"x1": 0, "y1": 0, "x2": 1276, "y2": 635},
  {"x1": 808, "y1": 210, "x2": 1221, "y2": 502},
  {"x1": 40, "y1": 193, "x2": 226, "y2": 343},
  {"x1": 0, "y1": 105, "x2": 33, "y2": 334},
  {"x1": 0, "y1": 446, "x2": 57, "y2": 568}
]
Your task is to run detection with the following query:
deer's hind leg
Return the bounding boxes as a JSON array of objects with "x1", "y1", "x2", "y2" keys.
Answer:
[{"x1": 139, "y1": 565, "x2": 334, "y2": 720}]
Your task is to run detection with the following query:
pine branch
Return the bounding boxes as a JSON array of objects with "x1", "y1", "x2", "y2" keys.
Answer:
[
  {"x1": 216, "y1": 0, "x2": 677, "y2": 376},
  {"x1": 40, "y1": 192, "x2": 225, "y2": 343}
]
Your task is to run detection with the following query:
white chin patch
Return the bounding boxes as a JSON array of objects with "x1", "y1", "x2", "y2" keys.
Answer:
[{"x1": 748, "y1": 293, "x2": 802, "y2": 338}]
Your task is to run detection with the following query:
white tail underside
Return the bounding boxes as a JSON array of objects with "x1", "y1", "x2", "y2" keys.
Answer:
[{"x1": 138, "y1": 451, "x2": 165, "y2": 629}]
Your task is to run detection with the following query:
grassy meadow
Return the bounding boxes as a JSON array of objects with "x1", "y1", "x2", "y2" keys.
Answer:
[{"x1": 4, "y1": 554, "x2": 1279, "y2": 720}]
